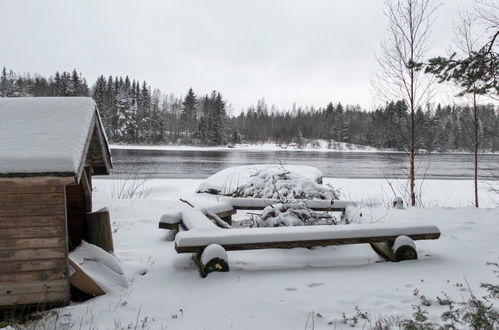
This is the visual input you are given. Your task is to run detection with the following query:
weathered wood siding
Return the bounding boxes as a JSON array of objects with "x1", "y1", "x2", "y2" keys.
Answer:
[
  {"x1": 66, "y1": 168, "x2": 92, "y2": 250},
  {"x1": 0, "y1": 179, "x2": 69, "y2": 309}
]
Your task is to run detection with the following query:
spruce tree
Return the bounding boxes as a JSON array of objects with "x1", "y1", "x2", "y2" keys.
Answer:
[{"x1": 181, "y1": 88, "x2": 198, "y2": 143}]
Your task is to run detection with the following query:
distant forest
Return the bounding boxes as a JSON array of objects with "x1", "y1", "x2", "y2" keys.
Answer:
[{"x1": 1, "y1": 66, "x2": 498, "y2": 152}]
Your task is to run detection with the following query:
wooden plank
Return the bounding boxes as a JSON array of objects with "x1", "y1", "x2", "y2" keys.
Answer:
[
  {"x1": 68, "y1": 258, "x2": 105, "y2": 296},
  {"x1": 0, "y1": 279, "x2": 68, "y2": 295},
  {"x1": 80, "y1": 168, "x2": 92, "y2": 200},
  {"x1": 0, "y1": 215, "x2": 65, "y2": 229},
  {"x1": 159, "y1": 222, "x2": 179, "y2": 230},
  {"x1": 0, "y1": 193, "x2": 64, "y2": 205},
  {"x1": 228, "y1": 198, "x2": 355, "y2": 211},
  {"x1": 0, "y1": 203, "x2": 65, "y2": 217},
  {"x1": 0, "y1": 259, "x2": 66, "y2": 274},
  {"x1": 0, "y1": 237, "x2": 66, "y2": 251},
  {"x1": 0, "y1": 226, "x2": 65, "y2": 239},
  {"x1": 0, "y1": 290, "x2": 68, "y2": 308},
  {"x1": 0, "y1": 280, "x2": 69, "y2": 307},
  {"x1": 0, "y1": 247, "x2": 66, "y2": 262},
  {"x1": 0, "y1": 179, "x2": 67, "y2": 194},
  {"x1": 216, "y1": 209, "x2": 237, "y2": 218},
  {"x1": 231, "y1": 205, "x2": 345, "y2": 212},
  {"x1": 0, "y1": 270, "x2": 66, "y2": 282},
  {"x1": 175, "y1": 232, "x2": 441, "y2": 253}
]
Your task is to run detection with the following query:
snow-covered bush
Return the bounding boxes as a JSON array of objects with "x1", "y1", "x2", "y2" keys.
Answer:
[
  {"x1": 198, "y1": 164, "x2": 343, "y2": 228},
  {"x1": 253, "y1": 202, "x2": 342, "y2": 227},
  {"x1": 197, "y1": 164, "x2": 325, "y2": 196},
  {"x1": 231, "y1": 169, "x2": 340, "y2": 200}
]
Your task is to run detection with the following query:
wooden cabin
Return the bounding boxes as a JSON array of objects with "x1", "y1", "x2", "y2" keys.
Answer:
[{"x1": 0, "y1": 97, "x2": 112, "y2": 310}]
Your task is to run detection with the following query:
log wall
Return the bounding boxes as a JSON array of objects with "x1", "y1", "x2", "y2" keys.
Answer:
[{"x1": 0, "y1": 179, "x2": 70, "y2": 309}]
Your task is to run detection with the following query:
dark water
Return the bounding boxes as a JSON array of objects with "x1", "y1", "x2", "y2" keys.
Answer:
[{"x1": 110, "y1": 148, "x2": 499, "y2": 180}]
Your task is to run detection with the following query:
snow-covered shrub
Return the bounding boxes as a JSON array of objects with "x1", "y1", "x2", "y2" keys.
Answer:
[
  {"x1": 231, "y1": 170, "x2": 340, "y2": 200},
  {"x1": 197, "y1": 164, "x2": 324, "y2": 196},
  {"x1": 253, "y1": 202, "x2": 342, "y2": 227}
]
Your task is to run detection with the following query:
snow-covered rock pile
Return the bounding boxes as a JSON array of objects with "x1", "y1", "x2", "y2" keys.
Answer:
[
  {"x1": 231, "y1": 170, "x2": 339, "y2": 200},
  {"x1": 254, "y1": 202, "x2": 342, "y2": 227}
]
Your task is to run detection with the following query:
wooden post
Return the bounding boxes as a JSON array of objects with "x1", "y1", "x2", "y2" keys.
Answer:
[{"x1": 85, "y1": 207, "x2": 114, "y2": 253}]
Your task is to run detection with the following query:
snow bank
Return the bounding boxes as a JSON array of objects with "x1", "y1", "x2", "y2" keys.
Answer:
[
  {"x1": 0, "y1": 97, "x2": 97, "y2": 175},
  {"x1": 69, "y1": 241, "x2": 129, "y2": 293},
  {"x1": 196, "y1": 164, "x2": 327, "y2": 197}
]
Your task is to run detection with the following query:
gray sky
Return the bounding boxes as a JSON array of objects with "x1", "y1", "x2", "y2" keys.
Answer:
[{"x1": 0, "y1": 0, "x2": 475, "y2": 112}]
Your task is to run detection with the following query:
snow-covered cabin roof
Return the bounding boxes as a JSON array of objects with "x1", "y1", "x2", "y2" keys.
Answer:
[{"x1": 0, "y1": 97, "x2": 112, "y2": 179}]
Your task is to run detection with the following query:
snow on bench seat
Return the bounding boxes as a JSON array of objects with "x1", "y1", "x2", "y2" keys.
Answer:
[
  {"x1": 175, "y1": 223, "x2": 440, "y2": 253},
  {"x1": 181, "y1": 209, "x2": 220, "y2": 231},
  {"x1": 159, "y1": 201, "x2": 234, "y2": 229}
]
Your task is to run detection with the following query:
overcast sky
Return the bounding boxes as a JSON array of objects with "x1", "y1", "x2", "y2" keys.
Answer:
[{"x1": 0, "y1": 0, "x2": 476, "y2": 112}]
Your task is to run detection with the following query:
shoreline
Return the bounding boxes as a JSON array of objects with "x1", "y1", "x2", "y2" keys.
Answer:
[
  {"x1": 95, "y1": 175, "x2": 495, "y2": 181},
  {"x1": 110, "y1": 143, "x2": 499, "y2": 155}
]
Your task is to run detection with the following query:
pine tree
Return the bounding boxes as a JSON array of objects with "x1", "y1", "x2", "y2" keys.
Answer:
[
  {"x1": 140, "y1": 81, "x2": 151, "y2": 142},
  {"x1": 71, "y1": 69, "x2": 80, "y2": 96},
  {"x1": 231, "y1": 129, "x2": 241, "y2": 144},
  {"x1": 150, "y1": 89, "x2": 164, "y2": 143},
  {"x1": 92, "y1": 75, "x2": 107, "y2": 114},
  {"x1": 209, "y1": 92, "x2": 225, "y2": 145},
  {"x1": 181, "y1": 88, "x2": 198, "y2": 143},
  {"x1": 0, "y1": 66, "x2": 8, "y2": 97}
]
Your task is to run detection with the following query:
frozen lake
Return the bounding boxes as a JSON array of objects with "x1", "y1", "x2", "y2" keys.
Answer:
[{"x1": 110, "y1": 148, "x2": 498, "y2": 180}]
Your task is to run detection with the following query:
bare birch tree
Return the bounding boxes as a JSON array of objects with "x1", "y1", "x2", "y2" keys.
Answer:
[
  {"x1": 372, "y1": 0, "x2": 439, "y2": 206},
  {"x1": 425, "y1": 0, "x2": 498, "y2": 206},
  {"x1": 455, "y1": 11, "x2": 483, "y2": 207}
]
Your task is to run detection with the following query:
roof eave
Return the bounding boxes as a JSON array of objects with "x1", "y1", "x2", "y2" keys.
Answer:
[
  {"x1": 75, "y1": 109, "x2": 112, "y2": 183},
  {"x1": 0, "y1": 172, "x2": 75, "y2": 178}
]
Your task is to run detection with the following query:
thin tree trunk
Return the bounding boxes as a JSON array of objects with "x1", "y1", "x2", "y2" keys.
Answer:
[
  {"x1": 473, "y1": 92, "x2": 479, "y2": 207},
  {"x1": 410, "y1": 90, "x2": 416, "y2": 206},
  {"x1": 410, "y1": 64, "x2": 416, "y2": 206}
]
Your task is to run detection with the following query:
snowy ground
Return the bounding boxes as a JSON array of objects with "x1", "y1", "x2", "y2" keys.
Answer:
[{"x1": 29, "y1": 178, "x2": 499, "y2": 329}]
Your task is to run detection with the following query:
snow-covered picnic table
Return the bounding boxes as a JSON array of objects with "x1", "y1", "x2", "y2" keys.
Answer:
[{"x1": 159, "y1": 197, "x2": 440, "y2": 277}]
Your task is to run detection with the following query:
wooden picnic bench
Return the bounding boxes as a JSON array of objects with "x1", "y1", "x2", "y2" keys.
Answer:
[
  {"x1": 159, "y1": 198, "x2": 357, "y2": 232},
  {"x1": 158, "y1": 198, "x2": 440, "y2": 277}
]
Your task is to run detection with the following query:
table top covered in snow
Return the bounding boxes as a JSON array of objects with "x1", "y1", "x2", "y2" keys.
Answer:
[
  {"x1": 0, "y1": 97, "x2": 98, "y2": 176},
  {"x1": 175, "y1": 223, "x2": 441, "y2": 250}
]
